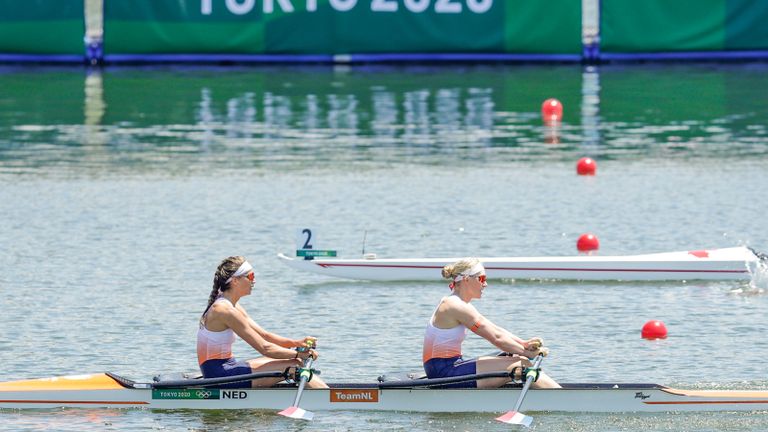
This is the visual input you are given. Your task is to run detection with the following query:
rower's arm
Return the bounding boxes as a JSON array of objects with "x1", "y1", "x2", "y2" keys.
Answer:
[
  {"x1": 453, "y1": 304, "x2": 534, "y2": 356},
  {"x1": 497, "y1": 327, "x2": 528, "y2": 346},
  {"x1": 474, "y1": 320, "x2": 529, "y2": 356},
  {"x1": 236, "y1": 304, "x2": 300, "y2": 348},
  {"x1": 222, "y1": 307, "x2": 298, "y2": 359}
]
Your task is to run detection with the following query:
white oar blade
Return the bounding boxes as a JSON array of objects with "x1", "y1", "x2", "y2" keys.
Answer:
[
  {"x1": 495, "y1": 410, "x2": 532, "y2": 427},
  {"x1": 278, "y1": 406, "x2": 314, "y2": 421}
]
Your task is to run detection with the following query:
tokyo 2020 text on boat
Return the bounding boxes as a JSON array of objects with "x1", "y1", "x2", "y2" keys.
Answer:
[{"x1": 278, "y1": 246, "x2": 766, "y2": 282}]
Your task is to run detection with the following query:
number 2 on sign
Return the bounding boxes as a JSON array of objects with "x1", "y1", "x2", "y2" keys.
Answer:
[{"x1": 300, "y1": 229, "x2": 313, "y2": 250}]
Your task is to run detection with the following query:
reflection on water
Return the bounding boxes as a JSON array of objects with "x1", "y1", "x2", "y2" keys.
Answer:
[
  {"x1": 84, "y1": 70, "x2": 105, "y2": 127},
  {"x1": 1, "y1": 64, "x2": 767, "y2": 176}
]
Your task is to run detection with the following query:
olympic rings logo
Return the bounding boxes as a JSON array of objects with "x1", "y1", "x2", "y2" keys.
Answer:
[{"x1": 196, "y1": 390, "x2": 212, "y2": 398}]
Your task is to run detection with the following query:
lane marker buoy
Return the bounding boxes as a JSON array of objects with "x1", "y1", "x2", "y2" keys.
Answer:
[
  {"x1": 576, "y1": 157, "x2": 597, "y2": 175},
  {"x1": 541, "y1": 98, "x2": 563, "y2": 123},
  {"x1": 641, "y1": 320, "x2": 668, "y2": 339},
  {"x1": 577, "y1": 233, "x2": 600, "y2": 252}
]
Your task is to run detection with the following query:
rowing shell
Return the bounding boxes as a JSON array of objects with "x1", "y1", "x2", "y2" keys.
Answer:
[
  {"x1": 278, "y1": 246, "x2": 762, "y2": 282},
  {"x1": 1, "y1": 373, "x2": 767, "y2": 412}
]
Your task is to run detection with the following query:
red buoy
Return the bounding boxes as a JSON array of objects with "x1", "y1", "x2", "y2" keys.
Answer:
[
  {"x1": 576, "y1": 157, "x2": 596, "y2": 175},
  {"x1": 576, "y1": 233, "x2": 599, "y2": 252},
  {"x1": 541, "y1": 98, "x2": 563, "y2": 123},
  {"x1": 641, "y1": 320, "x2": 668, "y2": 339}
]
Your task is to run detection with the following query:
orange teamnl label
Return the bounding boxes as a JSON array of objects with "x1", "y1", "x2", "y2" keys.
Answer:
[{"x1": 330, "y1": 388, "x2": 379, "y2": 403}]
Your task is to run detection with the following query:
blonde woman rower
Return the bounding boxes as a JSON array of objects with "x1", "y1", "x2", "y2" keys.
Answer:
[
  {"x1": 198, "y1": 255, "x2": 328, "y2": 389},
  {"x1": 422, "y1": 257, "x2": 560, "y2": 389}
]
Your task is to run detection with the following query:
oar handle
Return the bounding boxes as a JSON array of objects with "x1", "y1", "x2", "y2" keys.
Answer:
[
  {"x1": 530, "y1": 353, "x2": 544, "y2": 366},
  {"x1": 294, "y1": 340, "x2": 318, "y2": 361},
  {"x1": 296, "y1": 345, "x2": 313, "y2": 353}
]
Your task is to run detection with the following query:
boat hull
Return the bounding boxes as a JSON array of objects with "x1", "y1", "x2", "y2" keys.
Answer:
[
  {"x1": 278, "y1": 247, "x2": 757, "y2": 281},
  {"x1": 1, "y1": 374, "x2": 767, "y2": 412}
]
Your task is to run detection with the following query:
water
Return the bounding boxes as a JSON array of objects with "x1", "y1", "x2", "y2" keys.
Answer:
[{"x1": 1, "y1": 64, "x2": 767, "y2": 431}]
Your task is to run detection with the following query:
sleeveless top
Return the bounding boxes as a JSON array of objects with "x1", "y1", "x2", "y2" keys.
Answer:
[
  {"x1": 197, "y1": 297, "x2": 237, "y2": 365},
  {"x1": 422, "y1": 297, "x2": 470, "y2": 363}
]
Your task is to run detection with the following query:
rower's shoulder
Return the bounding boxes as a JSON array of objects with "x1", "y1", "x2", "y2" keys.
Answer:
[
  {"x1": 441, "y1": 296, "x2": 480, "y2": 318},
  {"x1": 210, "y1": 299, "x2": 236, "y2": 315},
  {"x1": 441, "y1": 295, "x2": 468, "y2": 310},
  {"x1": 213, "y1": 299, "x2": 251, "y2": 318}
]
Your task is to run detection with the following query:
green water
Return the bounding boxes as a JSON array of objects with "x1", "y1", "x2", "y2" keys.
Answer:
[{"x1": 2, "y1": 64, "x2": 766, "y2": 176}]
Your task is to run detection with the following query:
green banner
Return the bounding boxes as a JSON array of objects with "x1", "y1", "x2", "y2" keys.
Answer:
[
  {"x1": 601, "y1": 0, "x2": 768, "y2": 52},
  {"x1": 724, "y1": 0, "x2": 768, "y2": 50},
  {"x1": 103, "y1": 0, "x2": 580, "y2": 55},
  {"x1": 0, "y1": 0, "x2": 84, "y2": 54}
]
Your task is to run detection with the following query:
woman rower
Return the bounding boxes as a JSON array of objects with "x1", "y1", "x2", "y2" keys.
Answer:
[
  {"x1": 198, "y1": 255, "x2": 328, "y2": 389},
  {"x1": 423, "y1": 257, "x2": 560, "y2": 389}
]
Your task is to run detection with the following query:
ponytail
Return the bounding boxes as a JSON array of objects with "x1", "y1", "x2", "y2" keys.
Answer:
[{"x1": 200, "y1": 256, "x2": 245, "y2": 323}]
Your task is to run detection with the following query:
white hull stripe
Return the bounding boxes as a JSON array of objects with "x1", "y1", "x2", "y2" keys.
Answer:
[{"x1": 318, "y1": 263, "x2": 748, "y2": 274}]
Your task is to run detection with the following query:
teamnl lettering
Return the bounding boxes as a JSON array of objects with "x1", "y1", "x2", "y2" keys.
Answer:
[
  {"x1": 333, "y1": 391, "x2": 375, "y2": 401},
  {"x1": 202, "y1": 0, "x2": 493, "y2": 15}
]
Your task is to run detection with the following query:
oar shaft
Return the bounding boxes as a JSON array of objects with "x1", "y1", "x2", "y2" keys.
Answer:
[
  {"x1": 291, "y1": 357, "x2": 314, "y2": 407},
  {"x1": 495, "y1": 353, "x2": 546, "y2": 425},
  {"x1": 512, "y1": 355, "x2": 544, "y2": 412},
  {"x1": 276, "y1": 354, "x2": 317, "y2": 421}
]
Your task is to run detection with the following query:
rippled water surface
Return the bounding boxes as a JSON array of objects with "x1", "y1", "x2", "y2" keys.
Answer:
[{"x1": 1, "y1": 64, "x2": 767, "y2": 431}]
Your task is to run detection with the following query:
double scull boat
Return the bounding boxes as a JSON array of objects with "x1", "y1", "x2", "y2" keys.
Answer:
[
  {"x1": 1, "y1": 371, "x2": 767, "y2": 413},
  {"x1": 278, "y1": 246, "x2": 765, "y2": 282}
]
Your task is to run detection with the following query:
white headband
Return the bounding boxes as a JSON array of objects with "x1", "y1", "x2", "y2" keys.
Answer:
[
  {"x1": 225, "y1": 261, "x2": 254, "y2": 284},
  {"x1": 453, "y1": 262, "x2": 485, "y2": 282}
]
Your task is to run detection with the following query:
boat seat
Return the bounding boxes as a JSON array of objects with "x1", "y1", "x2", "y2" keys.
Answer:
[{"x1": 153, "y1": 371, "x2": 203, "y2": 382}]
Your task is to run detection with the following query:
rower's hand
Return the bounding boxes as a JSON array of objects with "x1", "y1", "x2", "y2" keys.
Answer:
[
  {"x1": 524, "y1": 337, "x2": 544, "y2": 350},
  {"x1": 523, "y1": 346, "x2": 548, "y2": 358},
  {"x1": 296, "y1": 348, "x2": 319, "y2": 361},
  {"x1": 296, "y1": 336, "x2": 318, "y2": 349}
]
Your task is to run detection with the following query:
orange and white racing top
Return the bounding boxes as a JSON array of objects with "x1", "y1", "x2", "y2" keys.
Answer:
[
  {"x1": 422, "y1": 298, "x2": 481, "y2": 363},
  {"x1": 197, "y1": 297, "x2": 237, "y2": 365}
]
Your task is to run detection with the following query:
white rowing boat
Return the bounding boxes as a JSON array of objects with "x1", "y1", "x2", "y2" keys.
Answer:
[
  {"x1": 278, "y1": 246, "x2": 765, "y2": 282},
  {"x1": 1, "y1": 372, "x2": 767, "y2": 412}
]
